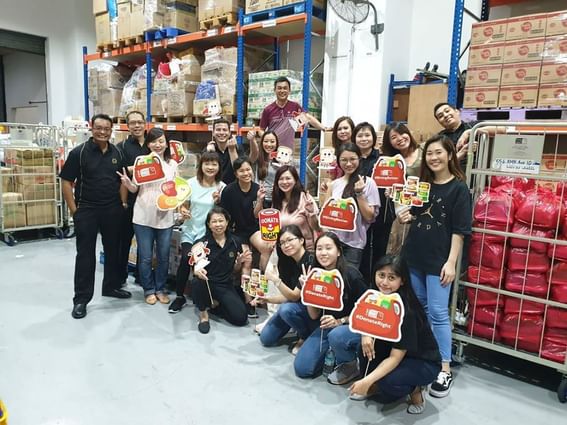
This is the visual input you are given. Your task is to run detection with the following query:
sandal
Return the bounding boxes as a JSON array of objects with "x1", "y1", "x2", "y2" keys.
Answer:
[
  {"x1": 145, "y1": 294, "x2": 157, "y2": 305},
  {"x1": 407, "y1": 386, "x2": 427, "y2": 414}
]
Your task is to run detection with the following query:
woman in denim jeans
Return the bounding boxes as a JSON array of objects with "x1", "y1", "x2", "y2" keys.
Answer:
[
  {"x1": 118, "y1": 128, "x2": 177, "y2": 305},
  {"x1": 256, "y1": 225, "x2": 316, "y2": 353},
  {"x1": 294, "y1": 232, "x2": 367, "y2": 379}
]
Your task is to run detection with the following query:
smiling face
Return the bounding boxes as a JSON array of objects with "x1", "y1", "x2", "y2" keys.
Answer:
[
  {"x1": 91, "y1": 118, "x2": 112, "y2": 144},
  {"x1": 277, "y1": 170, "x2": 296, "y2": 194},
  {"x1": 355, "y1": 127, "x2": 374, "y2": 153},
  {"x1": 201, "y1": 159, "x2": 220, "y2": 179},
  {"x1": 315, "y1": 236, "x2": 340, "y2": 270},
  {"x1": 213, "y1": 123, "x2": 230, "y2": 145},
  {"x1": 279, "y1": 230, "x2": 304, "y2": 258},
  {"x1": 336, "y1": 119, "x2": 353, "y2": 143},
  {"x1": 148, "y1": 135, "x2": 167, "y2": 156},
  {"x1": 262, "y1": 133, "x2": 278, "y2": 154},
  {"x1": 434, "y1": 104, "x2": 461, "y2": 131},
  {"x1": 275, "y1": 81, "x2": 290, "y2": 103},
  {"x1": 127, "y1": 112, "x2": 145, "y2": 138},
  {"x1": 235, "y1": 161, "x2": 253, "y2": 185},
  {"x1": 389, "y1": 130, "x2": 411, "y2": 152},
  {"x1": 375, "y1": 265, "x2": 403, "y2": 295},
  {"x1": 338, "y1": 150, "x2": 360, "y2": 176},
  {"x1": 425, "y1": 141, "x2": 451, "y2": 175},
  {"x1": 208, "y1": 213, "x2": 228, "y2": 236}
]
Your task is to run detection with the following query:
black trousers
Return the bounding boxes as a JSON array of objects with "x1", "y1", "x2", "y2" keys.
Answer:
[
  {"x1": 192, "y1": 278, "x2": 247, "y2": 326},
  {"x1": 117, "y1": 204, "x2": 136, "y2": 284},
  {"x1": 73, "y1": 205, "x2": 123, "y2": 305},
  {"x1": 175, "y1": 242, "x2": 193, "y2": 297}
]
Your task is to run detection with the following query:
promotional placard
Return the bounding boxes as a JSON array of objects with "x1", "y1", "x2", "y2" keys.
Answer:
[
  {"x1": 258, "y1": 208, "x2": 281, "y2": 241},
  {"x1": 188, "y1": 241, "x2": 210, "y2": 272},
  {"x1": 349, "y1": 290, "x2": 405, "y2": 342},
  {"x1": 391, "y1": 177, "x2": 431, "y2": 207},
  {"x1": 301, "y1": 268, "x2": 344, "y2": 311},
  {"x1": 318, "y1": 197, "x2": 358, "y2": 233},
  {"x1": 491, "y1": 134, "x2": 544, "y2": 175},
  {"x1": 270, "y1": 146, "x2": 293, "y2": 166},
  {"x1": 372, "y1": 154, "x2": 407, "y2": 188},
  {"x1": 133, "y1": 154, "x2": 165, "y2": 185},
  {"x1": 241, "y1": 268, "x2": 275, "y2": 298},
  {"x1": 156, "y1": 176, "x2": 192, "y2": 211},
  {"x1": 313, "y1": 147, "x2": 337, "y2": 170},
  {"x1": 169, "y1": 140, "x2": 186, "y2": 164}
]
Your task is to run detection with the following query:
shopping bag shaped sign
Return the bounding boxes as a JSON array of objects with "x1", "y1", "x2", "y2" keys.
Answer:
[
  {"x1": 349, "y1": 290, "x2": 405, "y2": 342},
  {"x1": 169, "y1": 140, "x2": 186, "y2": 164},
  {"x1": 319, "y1": 197, "x2": 358, "y2": 232},
  {"x1": 372, "y1": 154, "x2": 407, "y2": 189},
  {"x1": 133, "y1": 154, "x2": 165, "y2": 185},
  {"x1": 301, "y1": 268, "x2": 344, "y2": 311}
]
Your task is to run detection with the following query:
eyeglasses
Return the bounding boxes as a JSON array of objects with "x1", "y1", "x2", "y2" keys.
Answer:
[
  {"x1": 339, "y1": 157, "x2": 359, "y2": 164},
  {"x1": 279, "y1": 237, "x2": 298, "y2": 247}
]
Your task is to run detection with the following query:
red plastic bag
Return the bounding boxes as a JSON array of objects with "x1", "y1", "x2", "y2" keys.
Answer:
[
  {"x1": 551, "y1": 284, "x2": 567, "y2": 303},
  {"x1": 467, "y1": 265, "x2": 504, "y2": 288},
  {"x1": 471, "y1": 306, "x2": 501, "y2": 326},
  {"x1": 548, "y1": 262, "x2": 567, "y2": 303},
  {"x1": 507, "y1": 248, "x2": 550, "y2": 273},
  {"x1": 547, "y1": 238, "x2": 567, "y2": 262},
  {"x1": 510, "y1": 222, "x2": 554, "y2": 253},
  {"x1": 546, "y1": 307, "x2": 567, "y2": 329},
  {"x1": 503, "y1": 297, "x2": 545, "y2": 315},
  {"x1": 473, "y1": 188, "x2": 515, "y2": 227},
  {"x1": 515, "y1": 189, "x2": 561, "y2": 229},
  {"x1": 504, "y1": 271, "x2": 549, "y2": 297},
  {"x1": 467, "y1": 287, "x2": 504, "y2": 308},
  {"x1": 499, "y1": 313, "x2": 544, "y2": 353},
  {"x1": 541, "y1": 338, "x2": 567, "y2": 363},
  {"x1": 471, "y1": 223, "x2": 507, "y2": 243},
  {"x1": 467, "y1": 320, "x2": 500, "y2": 341},
  {"x1": 469, "y1": 235, "x2": 507, "y2": 269},
  {"x1": 489, "y1": 176, "x2": 535, "y2": 192}
]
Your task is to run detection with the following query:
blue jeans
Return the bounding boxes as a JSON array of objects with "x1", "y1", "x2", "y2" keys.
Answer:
[
  {"x1": 134, "y1": 224, "x2": 173, "y2": 296},
  {"x1": 294, "y1": 325, "x2": 360, "y2": 378},
  {"x1": 410, "y1": 268, "x2": 452, "y2": 362},
  {"x1": 260, "y1": 302, "x2": 318, "y2": 346}
]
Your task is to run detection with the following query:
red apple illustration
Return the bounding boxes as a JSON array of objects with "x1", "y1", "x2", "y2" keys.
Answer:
[{"x1": 161, "y1": 181, "x2": 177, "y2": 197}]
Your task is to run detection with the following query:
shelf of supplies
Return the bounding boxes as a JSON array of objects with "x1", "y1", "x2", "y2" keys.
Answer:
[
  {"x1": 112, "y1": 123, "x2": 212, "y2": 132},
  {"x1": 461, "y1": 107, "x2": 567, "y2": 122},
  {"x1": 242, "y1": 13, "x2": 325, "y2": 38},
  {"x1": 85, "y1": 43, "x2": 148, "y2": 62}
]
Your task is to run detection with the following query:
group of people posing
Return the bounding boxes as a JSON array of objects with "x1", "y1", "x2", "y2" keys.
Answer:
[{"x1": 61, "y1": 78, "x2": 474, "y2": 414}]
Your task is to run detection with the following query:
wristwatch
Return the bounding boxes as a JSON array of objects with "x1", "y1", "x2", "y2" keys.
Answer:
[{"x1": 340, "y1": 317, "x2": 347, "y2": 325}]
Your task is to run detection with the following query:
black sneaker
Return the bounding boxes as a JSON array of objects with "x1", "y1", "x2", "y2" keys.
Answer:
[
  {"x1": 246, "y1": 303, "x2": 259, "y2": 319},
  {"x1": 429, "y1": 371, "x2": 453, "y2": 398},
  {"x1": 168, "y1": 296, "x2": 186, "y2": 314}
]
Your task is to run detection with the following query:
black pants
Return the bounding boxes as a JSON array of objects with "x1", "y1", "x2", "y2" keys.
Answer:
[
  {"x1": 117, "y1": 204, "x2": 136, "y2": 284},
  {"x1": 175, "y1": 242, "x2": 193, "y2": 297},
  {"x1": 192, "y1": 278, "x2": 247, "y2": 326},
  {"x1": 73, "y1": 205, "x2": 123, "y2": 305}
]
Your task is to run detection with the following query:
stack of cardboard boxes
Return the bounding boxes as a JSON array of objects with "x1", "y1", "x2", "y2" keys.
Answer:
[
  {"x1": 2, "y1": 149, "x2": 58, "y2": 229},
  {"x1": 89, "y1": 64, "x2": 131, "y2": 118},
  {"x1": 465, "y1": 10, "x2": 567, "y2": 109},
  {"x1": 198, "y1": 0, "x2": 243, "y2": 21},
  {"x1": 245, "y1": 0, "x2": 326, "y2": 14}
]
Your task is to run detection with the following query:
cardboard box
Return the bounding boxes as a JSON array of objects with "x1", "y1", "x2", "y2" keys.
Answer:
[
  {"x1": 2, "y1": 193, "x2": 26, "y2": 229},
  {"x1": 166, "y1": 90, "x2": 195, "y2": 116},
  {"x1": 95, "y1": 12, "x2": 111, "y2": 45},
  {"x1": 537, "y1": 83, "x2": 567, "y2": 107},
  {"x1": 544, "y1": 35, "x2": 567, "y2": 59},
  {"x1": 466, "y1": 64, "x2": 502, "y2": 87},
  {"x1": 546, "y1": 10, "x2": 567, "y2": 36},
  {"x1": 93, "y1": 0, "x2": 108, "y2": 14},
  {"x1": 16, "y1": 183, "x2": 57, "y2": 201},
  {"x1": 471, "y1": 18, "x2": 508, "y2": 45},
  {"x1": 164, "y1": 9, "x2": 198, "y2": 32},
  {"x1": 468, "y1": 42, "x2": 505, "y2": 66},
  {"x1": 540, "y1": 59, "x2": 567, "y2": 83},
  {"x1": 98, "y1": 88, "x2": 123, "y2": 117},
  {"x1": 117, "y1": 2, "x2": 131, "y2": 39},
  {"x1": 131, "y1": 0, "x2": 144, "y2": 12},
  {"x1": 283, "y1": 0, "x2": 325, "y2": 7},
  {"x1": 13, "y1": 166, "x2": 55, "y2": 185},
  {"x1": 500, "y1": 61, "x2": 541, "y2": 86},
  {"x1": 26, "y1": 201, "x2": 57, "y2": 227},
  {"x1": 463, "y1": 86, "x2": 499, "y2": 108},
  {"x1": 506, "y1": 13, "x2": 547, "y2": 40},
  {"x1": 498, "y1": 85, "x2": 539, "y2": 108},
  {"x1": 1, "y1": 167, "x2": 13, "y2": 193},
  {"x1": 3, "y1": 148, "x2": 54, "y2": 166},
  {"x1": 503, "y1": 38, "x2": 545, "y2": 63},
  {"x1": 246, "y1": 0, "x2": 283, "y2": 14},
  {"x1": 199, "y1": 0, "x2": 244, "y2": 21}
]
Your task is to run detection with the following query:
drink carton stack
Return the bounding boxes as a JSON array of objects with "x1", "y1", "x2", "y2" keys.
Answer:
[{"x1": 464, "y1": 10, "x2": 567, "y2": 109}]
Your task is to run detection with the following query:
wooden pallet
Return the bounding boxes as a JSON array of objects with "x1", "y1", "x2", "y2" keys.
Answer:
[
  {"x1": 114, "y1": 35, "x2": 144, "y2": 49},
  {"x1": 96, "y1": 42, "x2": 115, "y2": 53},
  {"x1": 199, "y1": 12, "x2": 238, "y2": 30},
  {"x1": 151, "y1": 115, "x2": 196, "y2": 124}
]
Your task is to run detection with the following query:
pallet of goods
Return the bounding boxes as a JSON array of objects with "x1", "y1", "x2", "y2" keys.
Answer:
[
  {"x1": 464, "y1": 9, "x2": 567, "y2": 109},
  {"x1": 198, "y1": 0, "x2": 242, "y2": 30},
  {"x1": 244, "y1": 0, "x2": 326, "y2": 21}
]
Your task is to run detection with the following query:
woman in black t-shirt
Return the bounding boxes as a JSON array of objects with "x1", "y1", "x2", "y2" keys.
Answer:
[
  {"x1": 257, "y1": 225, "x2": 317, "y2": 351},
  {"x1": 349, "y1": 255, "x2": 441, "y2": 414}
]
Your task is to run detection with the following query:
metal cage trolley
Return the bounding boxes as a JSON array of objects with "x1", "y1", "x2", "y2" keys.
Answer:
[
  {"x1": 0, "y1": 123, "x2": 64, "y2": 245},
  {"x1": 451, "y1": 121, "x2": 567, "y2": 403}
]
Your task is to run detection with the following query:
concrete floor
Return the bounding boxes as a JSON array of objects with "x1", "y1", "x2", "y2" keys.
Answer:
[{"x1": 0, "y1": 238, "x2": 565, "y2": 425}]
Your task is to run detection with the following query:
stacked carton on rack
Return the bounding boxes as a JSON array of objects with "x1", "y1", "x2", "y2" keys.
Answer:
[
  {"x1": 465, "y1": 10, "x2": 567, "y2": 109},
  {"x1": 245, "y1": 0, "x2": 326, "y2": 14},
  {"x1": 89, "y1": 64, "x2": 131, "y2": 118},
  {"x1": 198, "y1": 0, "x2": 243, "y2": 20}
]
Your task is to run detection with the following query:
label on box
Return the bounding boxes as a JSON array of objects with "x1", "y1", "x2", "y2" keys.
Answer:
[
  {"x1": 469, "y1": 43, "x2": 505, "y2": 65},
  {"x1": 207, "y1": 29, "x2": 218, "y2": 37},
  {"x1": 500, "y1": 62, "x2": 541, "y2": 85},
  {"x1": 471, "y1": 19, "x2": 508, "y2": 45},
  {"x1": 506, "y1": 13, "x2": 547, "y2": 40},
  {"x1": 492, "y1": 158, "x2": 540, "y2": 174},
  {"x1": 466, "y1": 64, "x2": 502, "y2": 87},
  {"x1": 503, "y1": 38, "x2": 544, "y2": 63},
  {"x1": 498, "y1": 85, "x2": 539, "y2": 107},
  {"x1": 463, "y1": 86, "x2": 500, "y2": 108},
  {"x1": 546, "y1": 11, "x2": 567, "y2": 37},
  {"x1": 544, "y1": 35, "x2": 567, "y2": 59},
  {"x1": 223, "y1": 26, "x2": 234, "y2": 33},
  {"x1": 537, "y1": 83, "x2": 567, "y2": 107},
  {"x1": 263, "y1": 19, "x2": 277, "y2": 28},
  {"x1": 540, "y1": 60, "x2": 567, "y2": 83}
]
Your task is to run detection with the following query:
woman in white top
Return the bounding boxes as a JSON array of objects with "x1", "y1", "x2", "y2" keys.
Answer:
[{"x1": 118, "y1": 128, "x2": 177, "y2": 305}]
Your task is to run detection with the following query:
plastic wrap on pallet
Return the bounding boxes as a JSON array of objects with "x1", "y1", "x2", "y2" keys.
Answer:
[
  {"x1": 120, "y1": 64, "x2": 153, "y2": 117},
  {"x1": 504, "y1": 270, "x2": 549, "y2": 297}
]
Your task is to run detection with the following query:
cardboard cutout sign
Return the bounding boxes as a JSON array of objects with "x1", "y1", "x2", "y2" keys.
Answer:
[
  {"x1": 241, "y1": 268, "x2": 275, "y2": 298},
  {"x1": 349, "y1": 290, "x2": 405, "y2": 342},
  {"x1": 301, "y1": 268, "x2": 344, "y2": 311},
  {"x1": 313, "y1": 147, "x2": 337, "y2": 170},
  {"x1": 133, "y1": 154, "x2": 165, "y2": 185},
  {"x1": 372, "y1": 154, "x2": 406, "y2": 189},
  {"x1": 259, "y1": 208, "x2": 281, "y2": 241},
  {"x1": 204, "y1": 100, "x2": 222, "y2": 121},
  {"x1": 188, "y1": 241, "x2": 210, "y2": 272},
  {"x1": 270, "y1": 146, "x2": 293, "y2": 166},
  {"x1": 391, "y1": 177, "x2": 430, "y2": 207},
  {"x1": 289, "y1": 111, "x2": 308, "y2": 132},
  {"x1": 169, "y1": 140, "x2": 186, "y2": 164},
  {"x1": 156, "y1": 176, "x2": 192, "y2": 211},
  {"x1": 319, "y1": 197, "x2": 358, "y2": 232}
]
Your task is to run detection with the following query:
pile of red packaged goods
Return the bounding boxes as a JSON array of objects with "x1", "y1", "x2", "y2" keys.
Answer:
[{"x1": 466, "y1": 178, "x2": 567, "y2": 363}]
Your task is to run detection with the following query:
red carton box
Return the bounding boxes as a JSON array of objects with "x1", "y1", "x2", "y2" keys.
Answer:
[
  {"x1": 500, "y1": 61, "x2": 541, "y2": 85},
  {"x1": 537, "y1": 83, "x2": 567, "y2": 107},
  {"x1": 466, "y1": 64, "x2": 502, "y2": 87},
  {"x1": 463, "y1": 86, "x2": 500, "y2": 108},
  {"x1": 471, "y1": 19, "x2": 508, "y2": 45},
  {"x1": 498, "y1": 85, "x2": 539, "y2": 108},
  {"x1": 506, "y1": 13, "x2": 547, "y2": 40},
  {"x1": 469, "y1": 42, "x2": 505, "y2": 66},
  {"x1": 540, "y1": 59, "x2": 567, "y2": 83},
  {"x1": 544, "y1": 35, "x2": 567, "y2": 59},
  {"x1": 546, "y1": 10, "x2": 567, "y2": 36},
  {"x1": 503, "y1": 38, "x2": 545, "y2": 63}
]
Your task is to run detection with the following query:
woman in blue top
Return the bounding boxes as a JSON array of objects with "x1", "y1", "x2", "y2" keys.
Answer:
[{"x1": 169, "y1": 151, "x2": 225, "y2": 313}]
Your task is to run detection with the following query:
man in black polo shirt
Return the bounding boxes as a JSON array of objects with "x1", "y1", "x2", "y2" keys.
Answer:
[
  {"x1": 205, "y1": 118, "x2": 242, "y2": 184},
  {"x1": 116, "y1": 110, "x2": 149, "y2": 286},
  {"x1": 60, "y1": 114, "x2": 132, "y2": 319},
  {"x1": 433, "y1": 103, "x2": 476, "y2": 169}
]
